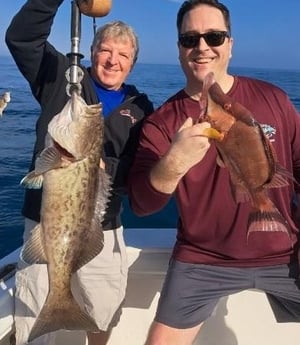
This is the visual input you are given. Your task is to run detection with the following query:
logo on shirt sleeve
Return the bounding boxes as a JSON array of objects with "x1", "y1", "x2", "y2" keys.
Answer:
[{"x1": 120, "y1": 109, "x2": 137, "y2": 124}]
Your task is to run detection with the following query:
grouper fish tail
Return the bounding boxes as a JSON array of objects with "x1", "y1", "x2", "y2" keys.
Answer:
[{"x1": 28, "y1": 289, "x2": 99, "y2": 342}]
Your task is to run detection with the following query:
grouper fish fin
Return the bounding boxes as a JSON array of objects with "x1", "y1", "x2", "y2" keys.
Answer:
[
  {"x1": 35, "y1": 146, "x2": 65, "y2": 174},
  {"x1": 72, "y1": 168, "x2": 111, "y2": 273},
  {"x1": 72, "y1": 224, "x2": 104, "y2": 273},
  {"x1": 20, "y1": 171, "x2": 44, "y2": 189},
  {"x1": 20, "y1": 147, "x2": 64, "y2": 189},
  {"x1": 28, "y1": 289, "x2": 99, "y2": 342},
  {"x1": 21, "y1": 224, "x2": 47, "y2": 264},
  {"x1": 94, "y1": 167, "x2": 112, "y2": 221}
]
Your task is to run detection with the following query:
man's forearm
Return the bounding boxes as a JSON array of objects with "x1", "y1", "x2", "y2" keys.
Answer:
[
  {"x1": 5, "y1": 0, "x2": 64, "y2": 83},
  {"x1": 149, "y1": 152, "x2": 186, "y2": 194}
]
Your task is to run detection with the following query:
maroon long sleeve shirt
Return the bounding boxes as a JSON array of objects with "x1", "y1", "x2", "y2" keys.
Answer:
[{"x1": 128, "y1": 76, "x2": 300, "y2": 267}]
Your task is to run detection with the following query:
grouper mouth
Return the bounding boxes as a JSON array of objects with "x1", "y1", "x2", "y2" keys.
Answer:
[{"x1": 53, "y1": 139, "x2": 75, "y2": 160}]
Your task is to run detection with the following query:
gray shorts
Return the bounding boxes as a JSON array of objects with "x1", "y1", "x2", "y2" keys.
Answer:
[
  {"x1": 155, "y1": 259, "x2": 300, "y2": 328},
  {"x1": 14, "y1": 219, "x2": 128, "y2": 345}
]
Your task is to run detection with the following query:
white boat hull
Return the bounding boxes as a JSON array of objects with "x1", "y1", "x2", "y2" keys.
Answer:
[{"x1": 1, "y1": 228, "x2": 299, "y2": 345}]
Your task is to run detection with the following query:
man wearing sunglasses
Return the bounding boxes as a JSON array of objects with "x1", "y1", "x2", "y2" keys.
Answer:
[{"x1": 128, "y1": 0, "x2": 300, "y2": 344}]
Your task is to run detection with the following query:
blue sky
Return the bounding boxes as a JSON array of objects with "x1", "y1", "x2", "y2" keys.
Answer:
[{"x1": 1, "y1": 0, "x2": 300, "y2": 70}]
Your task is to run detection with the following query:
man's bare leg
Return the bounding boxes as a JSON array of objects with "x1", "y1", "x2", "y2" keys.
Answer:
[{"x1": 144, "y1": 321, "x2": 202, "y2": 345}]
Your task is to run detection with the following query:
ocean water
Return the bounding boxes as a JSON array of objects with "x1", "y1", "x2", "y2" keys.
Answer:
[{"x1": 0, "y1": 55, "x2": 299, "y2": 259}]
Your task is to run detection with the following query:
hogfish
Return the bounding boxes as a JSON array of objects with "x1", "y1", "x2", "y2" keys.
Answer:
[{"x1": 200, "y1": 72, "x2": 291, "y2": 236}]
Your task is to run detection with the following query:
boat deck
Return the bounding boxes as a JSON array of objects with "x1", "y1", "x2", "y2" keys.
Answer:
[{"x1": 1, "y1": 228, "x2": 300, "y2": 345}]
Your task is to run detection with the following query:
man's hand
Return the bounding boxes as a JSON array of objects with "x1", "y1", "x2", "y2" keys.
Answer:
[
  {"x1": 168, "y1": 117, "x2": 211, "y2": 175},
  {"x1": 99, "y1": 158, "x2": 105, "y2": 169},
  {"x1": 150, "y1": 118, "x2": 211, "y2": 194}
]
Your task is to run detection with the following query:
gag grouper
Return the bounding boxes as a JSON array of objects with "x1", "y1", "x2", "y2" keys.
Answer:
[{"x1": 21, "y1": 91, "x2": 111, "y2": 341}]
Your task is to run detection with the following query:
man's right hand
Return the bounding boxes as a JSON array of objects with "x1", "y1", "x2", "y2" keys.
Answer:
[
  {"x1": 149, "y1": 117, "x2": 211, "y2": 194},
  {"x1": 168, "y1": 117, "x2": 211, "y2": 175}
]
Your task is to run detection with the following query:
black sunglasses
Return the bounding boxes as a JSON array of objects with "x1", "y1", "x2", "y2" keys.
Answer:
[{"x1": 178, "y1": 31, "x2": 230, "y2": 48}]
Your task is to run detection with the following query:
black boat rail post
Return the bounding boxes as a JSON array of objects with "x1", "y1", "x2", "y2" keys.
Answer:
[
  {"x1": 65, "y1": 0, "x2": 85, "y2": 96},
  {"x1": 0, "y1": 262, "x2": 18, "y2": 285}
]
